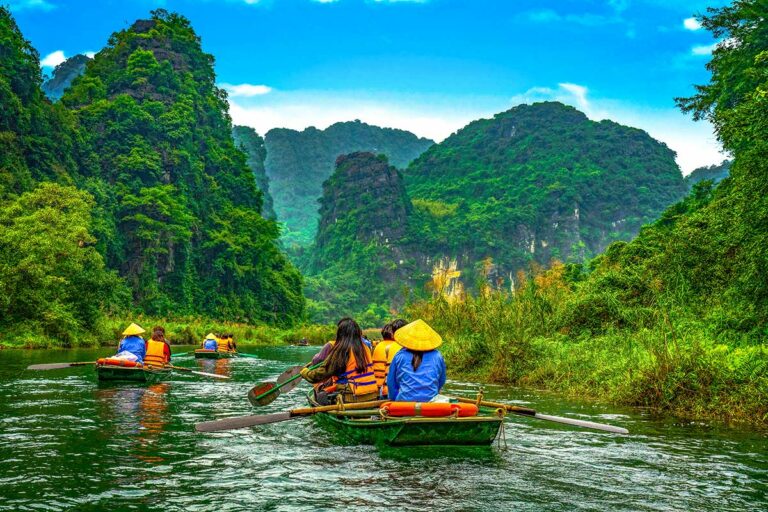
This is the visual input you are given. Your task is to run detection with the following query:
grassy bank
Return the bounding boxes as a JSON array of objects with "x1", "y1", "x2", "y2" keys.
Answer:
[
  {"x1": 0, "y1": 316, "x2": 335, "y2": 349},
  {"x1": 408, "y1": 266, "x2": 768, "y2": 426}
]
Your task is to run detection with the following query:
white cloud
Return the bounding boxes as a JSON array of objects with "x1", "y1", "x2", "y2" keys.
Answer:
[
  {"x1": 84, "y1": 51, "x2": 96, "y2": 58},
  {"x1": 220, "y1": 83, "x2": 273, "y2": 97},
  {"x1": 683, "y1": 17, "x2": 702, "y2": 31},
  {"x1": 692, "y1": 43, "x2": 717, "y2": 55},
  {"x1": 9, "y1": 0, "x2": 55, "y2": 11},
  {"x1": 40, "y1": 50, "x2": 66, "y2": 69}
]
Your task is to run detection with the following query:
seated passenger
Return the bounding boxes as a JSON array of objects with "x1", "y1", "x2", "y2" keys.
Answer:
[
  {"x1": 300, "y1": 317, "x2": 377, "y2": 404},
  {"x1": 115, "y1": 323, "x2": 147, "y2": 363},
  {"x1": 373, "y1": 319, "x2": 407, "y2": 398},
  {"x1": 145, "y1": 326, "x2": 171, "y2": 367},
  {"x1": 203, "y1": 333, "x2": 218, "y2": 351},
  {"x1": 386, "y1": 319, "x2": 447, "y2": 402}
]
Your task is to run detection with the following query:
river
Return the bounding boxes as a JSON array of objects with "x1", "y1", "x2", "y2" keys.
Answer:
[{"x1": 0, "y1": 346, "x2": 765, "y2": 511}]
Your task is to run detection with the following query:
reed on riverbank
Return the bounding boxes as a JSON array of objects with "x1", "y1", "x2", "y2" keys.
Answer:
[{"x1": 407, "y1": 262, "x2": 768, "y2": 426}]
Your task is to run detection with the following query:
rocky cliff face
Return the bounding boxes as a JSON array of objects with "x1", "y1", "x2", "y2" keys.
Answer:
[
  {"x1": 265, "y1": 120, "x2": 433, "y2": 247},
  {"x1": 42, "y1": 54, "x2": 91, "y2": 101},
  {"x1": 232, "y1": 125, "x2": 276, "y2": 219}
]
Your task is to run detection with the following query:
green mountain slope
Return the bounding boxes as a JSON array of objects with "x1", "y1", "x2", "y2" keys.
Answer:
[
  {"x1": 405, "y1": 102, "x2": 688, "y2": 274},
  {"x1": 264, "y1": 120, "x2": 434, "y2": 247},
  {"x1": 232, "y1": 125, "x2": 276, "y2": 219},
  {"x1": 62, "y1": 10, "x2": 304, "y2": 323},
  {"x1": 42, "y1": 54, "x2": 91, "y2": 101},
  {"x1": 685, "y1": 160, "x2": 731, "y2": 189}
]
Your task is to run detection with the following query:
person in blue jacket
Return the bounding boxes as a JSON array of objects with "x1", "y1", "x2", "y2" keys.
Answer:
[
  {"x1": 386, "y1": 319, "x2": 447, "y2": 402},
  {"x1": 202, "y1": 333, "x2": 218, "y2": 351},
  {"x1": 116, "y1": 323, "x2": 147, "y2": 363}
]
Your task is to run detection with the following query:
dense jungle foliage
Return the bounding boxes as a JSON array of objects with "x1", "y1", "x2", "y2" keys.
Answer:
[
  {"x1": 0, "y1": 8, "x2": 304, "y2": 347},
  {"x1": 264, "y1": 121, "x2": 433, "y2": 247},
  {"x1": 405, "y1": 102, "x2": 688, "y2": 272},
  {"x1": 232, "y1": 125, "x2": 276, "y2": 219},
  {"x1": 410, "y1": 0, "x2": 768, "y2": 424}
]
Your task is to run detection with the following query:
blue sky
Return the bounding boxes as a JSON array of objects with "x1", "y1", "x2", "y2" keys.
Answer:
[{"x1": 13, "y1": 0, "x2": 730, "y2": 172}]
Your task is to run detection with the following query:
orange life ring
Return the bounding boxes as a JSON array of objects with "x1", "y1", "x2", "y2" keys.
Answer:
[
  {"x1": 381, "y1": 401, "x2": 479, "y2": 417},
  {"x1": 98, "y1": 358, "x2": 139, "y2": 368}
]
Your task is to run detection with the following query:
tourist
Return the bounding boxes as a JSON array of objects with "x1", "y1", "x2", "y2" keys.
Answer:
[
  {"x1": 373, "y1": 319, "x2": 407, "y2": 398},
  {"x1": 115, "y1": 323, "x2": 147, "y2": 363},
  {"x1": 386, "y1": 319, "x2": 446, "y2": 402},
  {"x1": 144, "y1": 326, "x2": 171, "y2": 367},
  {"x1": 300, "y1": 317, "x2": 377, "y2": 404},
  {"x1": 202, "y1": 333, "x2": 218, "y2": 351}
]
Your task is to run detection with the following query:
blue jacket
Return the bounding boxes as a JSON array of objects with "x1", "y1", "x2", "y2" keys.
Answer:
[
  {"x1": 386, "y1": 349, "x2": 447, "y2": 402},
  {"x1": 117, "y1": 335, "x2": 146, "y2": 363},
  {"x1": 203, "y1": 339, "x2": 218, "y2": 350}
]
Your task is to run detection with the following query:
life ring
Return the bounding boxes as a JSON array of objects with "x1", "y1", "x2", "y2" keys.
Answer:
[
  {"x1": 381, "y1": 401, "x2": 478, "y2": 417},
  {"x1": 97, "y1": 358, "x2": 139, "y2": 368}
]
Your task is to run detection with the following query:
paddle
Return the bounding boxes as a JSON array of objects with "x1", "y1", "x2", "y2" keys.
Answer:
[
  {"x1": 235, "y1": 352, "x2": 260, "y2": 359},
  {"x1": 247, "y1": 362, "x2": 323, "y2": 407},
  {"x1": 453, "y1": 397, "x2": 629, "y2": 434},
  {"x1": 195, "y1": 400, "x2": 387, "y2": 432},
  {"x1": 164, "y1": 364, "x2": 231, "y2": 380},
  {"x1": 26, "y1": 362, "x2": 95, "y2": 370},
  {"x1": 170, "y1": 351, "x2": 192, "y2": 358}
]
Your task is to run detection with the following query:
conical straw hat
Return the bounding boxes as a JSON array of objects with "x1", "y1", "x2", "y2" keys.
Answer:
[
  {"x1": 393, "y1": 319, "x2": 443, "y2": 351},
  {"x1": 205, "y1": 333, "x2": 217, "y2": 340},
  {"x1": 122, "y1": 323, "x2": 146, "y2": 336}
]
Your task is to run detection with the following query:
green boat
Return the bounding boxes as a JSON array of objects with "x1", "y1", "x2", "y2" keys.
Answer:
[
  {"x1": 307, "y1": 392, "x2": 503, "y2": 447},
  {"x1": 95, "y1": 364, "x2": 171, "y2": 383},
  {"x1": 194, "y1": 349, "x2": 238, "y2": 359}
]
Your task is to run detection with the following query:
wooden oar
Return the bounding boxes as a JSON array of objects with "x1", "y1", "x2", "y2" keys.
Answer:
[
  {"x1": 247, "y1": 362, "x2": 322, "y2": 407},
  {"x1": 454, "y1": 397, "x2": 629, "y2": 434},
  {"x1": 27, "y1": 362, "x2": 95, "y2": 370},
  {"x1": 170, "y1": 351, "x2": 192, "y2": 358},
  {"x1": 235, "y1": 352, "x2": 259, "y2": 358},
  {"x1": 165, "y1": 364, "x2": 231, "y2": 380},
  {"x1": 196, "y1": 400, "x2": 386, "y2": 432}
]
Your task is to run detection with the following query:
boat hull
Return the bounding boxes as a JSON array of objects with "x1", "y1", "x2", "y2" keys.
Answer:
[
  {"x1": 95, "y1": 365, "x2": 170, "y2": 383},
  {"x1": 308, "y1": 393, "x2": 502, "y2": 447},
  {"x1": 194, "y1": 350, "x2": 237, "y2": 359}
]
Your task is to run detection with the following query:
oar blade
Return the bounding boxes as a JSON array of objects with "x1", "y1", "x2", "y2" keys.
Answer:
[
  {"x1": 195, "y1": 412, "x2": 292, "y2": 432},
  {"x1": 27, "y1": 362, "x2": 92, "y2": 370},
  {"x1": 248, "y1": 382, "x2": 279, "y2": 407},
  {"x1": 191, "y1": 371, "x2": 230, "y2": 380},
  {"x1": 275, "y1": 365, "x2": 304, "y2": 393},
  {"x1": 533, "y1": 413, "x2": 629, "y2": 434}
]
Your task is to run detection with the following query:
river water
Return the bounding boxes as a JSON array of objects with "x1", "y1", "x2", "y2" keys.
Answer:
[{"x1": 0, "y1": 346, "x2": 765, "y2": 511}]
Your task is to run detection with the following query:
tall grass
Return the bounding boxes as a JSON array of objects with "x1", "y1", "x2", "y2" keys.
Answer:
[{"x1": 408, "y1": 262, "x2": 768, "y2": 425}]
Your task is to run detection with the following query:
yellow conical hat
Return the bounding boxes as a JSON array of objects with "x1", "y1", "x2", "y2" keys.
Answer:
[
  {"x1": 393, "y1": 319, "x2": 443, "y2": 351},
  {"x1": 205, "y1": 333, "x2": 217, "y2": 340},
  {"x1": 122, "y1": 323, "x2": 146, "y2": 336}
]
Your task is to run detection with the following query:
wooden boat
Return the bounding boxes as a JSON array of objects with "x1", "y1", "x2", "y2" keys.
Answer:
[
  {"x1": 307, "y1": 391, "x2": 503, "y2": 447},
  {"x1": 95, "y1": 364, "x2": 171, "y2": 383},
  {"x1": 194, "y1": 349, "x2": 238, "y2": 359}
]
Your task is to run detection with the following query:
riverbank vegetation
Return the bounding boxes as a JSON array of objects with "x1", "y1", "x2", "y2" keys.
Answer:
[{"x1": 411, "y1": 1, "x2": 768, "y2": 425}]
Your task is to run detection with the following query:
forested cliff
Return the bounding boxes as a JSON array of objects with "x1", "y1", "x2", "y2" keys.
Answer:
[{"x1": 264, "y1": 121, "x2": 433, "y2": 247}]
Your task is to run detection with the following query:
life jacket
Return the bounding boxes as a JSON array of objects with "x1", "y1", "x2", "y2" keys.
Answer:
[
  {"x1": 118, "y1": 335, "x2": 146, "y2": 363},
  {"x1": 217, "y1": 337, "x2": 231, "y2": 352},
  {"x1": 373, "y1": 340, "x2": 402, "y2": 397},
  {"x1": 331, "y1": 345, "x2": 377, "y2": 397},
  {"x1": 203, "y1": 338, "x2": 217, "y2": 350},
  {"x1": 144, "y1": 340, "x2": 168, "y2": 367}
]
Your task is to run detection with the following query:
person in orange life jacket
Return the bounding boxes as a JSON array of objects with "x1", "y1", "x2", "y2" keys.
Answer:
[
  {"x1": 373, "y1": 319, "x2": 407, "y2": 398},
  {"x1": 227, "y1": 334, "x2": 237, "y2": 351},
  {"x1": 386, "y1": 319, "x2": 447, "y2": 402},
  {"x1": 300, "y1": 317, "x2": 378, "y2": 405},
  {"x1": 202, "y1": 333, "x2": 218, "y2": 351},
  {"x1": 116, "y1": 323, "x2": 147, "y2": 363},
  {"x1": 144, "y1": 326, "x2": 171, "y2": 367}
]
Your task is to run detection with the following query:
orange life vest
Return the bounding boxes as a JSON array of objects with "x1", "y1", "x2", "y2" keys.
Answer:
[
  {"x1": 331, "y1": 346, "x2": 377, "y2": 397},
  {"x1": 372, "y1": 340, "x2": 402, "y2": 397},
  {"x1": 144, "y1": 340, "x2": 168, "y2": 367}
]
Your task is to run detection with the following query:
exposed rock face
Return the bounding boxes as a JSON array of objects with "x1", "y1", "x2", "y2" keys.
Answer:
[
  {"x1": 264, "y1": 120, "x2": 433, "y2": 247},
  {"x1": 42, "y1": 54, "x2": 90, "y2": 100}
]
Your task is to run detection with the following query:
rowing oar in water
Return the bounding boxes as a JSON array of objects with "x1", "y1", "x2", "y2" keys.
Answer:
[
  {"x1": 27, "y1": 362, "x2": 95, "y2": 370},
  {"x1": 195, "y1": 400, "x2": 386, "y2": 433},
  {"x1": 247, "y1": 362, "x2": 323, "y2": 406},
  {"x1": 164, "y1": 364, "x2": 230, "y2": 380},
  {"x1": 453, "y1": 397, "x2": 628, "y2": 434}
]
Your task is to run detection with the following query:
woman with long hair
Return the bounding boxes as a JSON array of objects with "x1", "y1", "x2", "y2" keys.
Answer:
[
  {"x1": 300, "y1": 317, "x2": 378, "y2": 404},
  {"x1": 386, "y1": 319, "x2": 446, "y2": 402},
  {"x1": 144, "y1": 325, "x2": 171, "y2": 367}
]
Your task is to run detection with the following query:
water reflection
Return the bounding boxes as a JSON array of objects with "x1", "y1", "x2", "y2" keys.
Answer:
[{"x1": 198, "y1": 358, "x2": 232, "y2": 377}]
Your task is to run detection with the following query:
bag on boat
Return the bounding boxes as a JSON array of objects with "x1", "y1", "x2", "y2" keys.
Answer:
[{"x1": 113, "y1": 351, "x2": 139, "y2": 362}]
